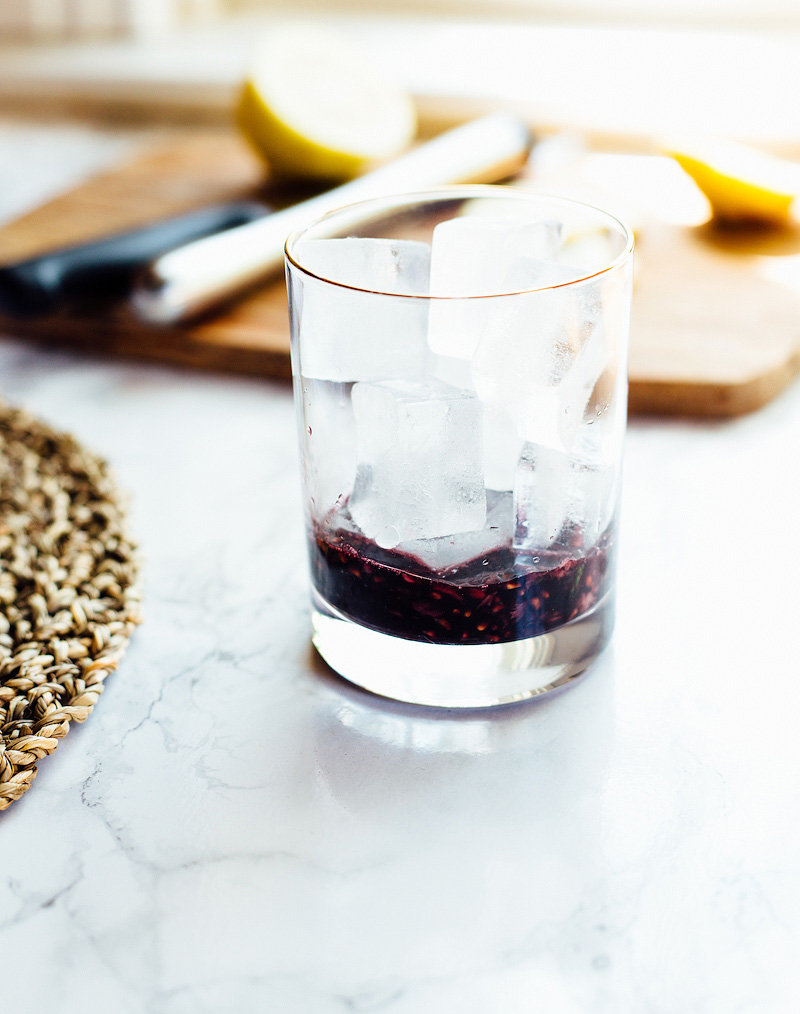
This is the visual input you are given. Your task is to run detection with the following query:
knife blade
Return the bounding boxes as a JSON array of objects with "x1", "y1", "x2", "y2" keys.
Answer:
[{"x1": 132, "y1": 113, "x2": 533, "y2": 325}]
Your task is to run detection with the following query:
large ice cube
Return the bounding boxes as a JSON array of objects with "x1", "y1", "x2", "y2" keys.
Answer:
[
  {"x1": 557, "y1": 317, "x2": 608, "y2": 450},
  {"x1": 513, "y1": 442, "x2": 615, "y2": 557},
  {"x1": 348, "y1": 379, "x2": 486, "y2": 548},
  {"x1": 299, "y1": 237, "x2": 431, "y2": 296},
  {"x1": 482, "y1": 403, "x2": 525, "y2": 491},
  {"x1": 398, "y1": 490, "x2": 513, "y2": 574},
  {"x1": 569, "y1": 457, "x2": 616, "y2": 546},
  {"x1": 430, "y1": 217, "x2": 562, "y2": 298},
  {"x1": 428, "y1": 217, "x2": 562, "y2": 360},
  {"x1": 513, "y1": 443, "x2": 572, "y2": 553},
  {"x1": 301, "y1": 378, "x2": 357, "y2": 518},
  {"x1": 471, "y1": 273, "x2": 601, "y2": 450},
  {"x1": 297, "y1": 239, "x2": 431, "y2": 382},
  {"x1": 429, "y1": 353, "x2": 474, "y2": 391},
  {"x1": 502, "y1": 255, "x2": 580, "y2": 293},
  {"x1": 568, "y1": 274, "x2": 631, "y2": 465}
]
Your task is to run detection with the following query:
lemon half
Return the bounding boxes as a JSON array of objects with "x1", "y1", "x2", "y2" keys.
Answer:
[
  {"x1": 237, "y1": 24, "x2": 417, "y2": 183},
  {"x1": 664, "y1": 136, "x2": 800, "y2": 224}
]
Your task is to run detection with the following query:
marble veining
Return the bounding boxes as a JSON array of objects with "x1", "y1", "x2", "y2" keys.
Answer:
[{"x1": 1, "y1": 122, "x2": 800, "y2": 1013}]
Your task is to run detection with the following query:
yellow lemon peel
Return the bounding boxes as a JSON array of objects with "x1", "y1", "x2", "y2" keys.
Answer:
[
  {"x1": 663, "y1": 137, "x2": 800, "y2": 224},
  {"x1": 237, "y1": 24, "x2": 416, "y2": 183}
]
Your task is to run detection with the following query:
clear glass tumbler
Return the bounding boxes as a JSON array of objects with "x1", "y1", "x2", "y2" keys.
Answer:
[{"x1": 285, "y1": 187, "x2": 633, "y2": 708}]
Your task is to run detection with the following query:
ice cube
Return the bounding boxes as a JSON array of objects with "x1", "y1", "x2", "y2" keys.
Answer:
[
  {"x1": 567, "y1": 458, "x2": 616, "y2": 546},
  {"x1": 427, "y1": 216, "x2": 562, "y2": 360},
  {"x1": 502, "y1": 256, "x2": 581, "y2": 292},
  {"x1": 298, "y1": 237, "x2": 431, "y2": 295},
  {"x1": 430, "y1": 353, "x2": 474, "y2": 391},
  {"x1": 430, "y1": 217, "x2": 562, "y2": 298},
  {"x1": 557, "y1": 316, "x2": 608, "y2": 450},
  {"x1": 513, "y1": 443, "x2": 616, "y2": 557},
  {"x1": 398, "y1": 490, "x2": 513, "y2": 573},
  {"x1": 301, "y1": 378, "x2": 357, "y2": 518},
  {"x1": 568, "y1": 275, "x2": 631, "y2": 464},
  {"x1": 296, "y1": 239, "x2": 431, "y2": 382},
  {"x1": 513, "y1": 443, "x2": 573, "y2": 554},
  {"x1": 471, "y1": 273, "x2": 600, "y2": 450},
  {"x1": 482, "y1": 403, "x2": 525, "y2": 491},
  {"x1": 348, "y1": 379, "x2": 486, "y2": 547}
]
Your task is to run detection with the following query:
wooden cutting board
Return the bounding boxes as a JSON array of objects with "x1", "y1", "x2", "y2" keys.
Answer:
[{"x1": 2, "y1": 129, "x2": 800, "y2": 417}]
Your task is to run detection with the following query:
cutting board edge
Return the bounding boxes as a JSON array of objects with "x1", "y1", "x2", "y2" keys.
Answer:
[
  {"x1": 4, "y1": 322, "x2": 799, "y2": 418},
  {"x1": 0, "y1": 319, "x2": 294, "y2": 382},
  {"x1": 628, "y1": 350, "x2": 800, "y2": 417}
]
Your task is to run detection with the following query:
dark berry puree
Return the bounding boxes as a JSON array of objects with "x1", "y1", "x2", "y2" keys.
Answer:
[{"x1": 309, "y1": 523, "x2": 615, "y2": 646}]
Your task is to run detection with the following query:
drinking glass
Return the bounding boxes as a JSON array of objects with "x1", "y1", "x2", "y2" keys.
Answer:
[{"x1": 285, "y1": 186, "x2": 633, "y2": 707}]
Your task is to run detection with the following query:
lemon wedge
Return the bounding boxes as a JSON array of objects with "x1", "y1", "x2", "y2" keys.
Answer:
[
  {"x1": 663, "y1": 136, "x2": 800, "y2": 224},
  {"x1": 237, "y1": 24, "x2": 417, "y2": 183}
]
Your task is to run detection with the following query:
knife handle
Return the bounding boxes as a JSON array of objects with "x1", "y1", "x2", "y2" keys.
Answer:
[
  {"x1": 0, "y1": 200, "x2": 269, "y2": 317},
  {"x1": 132, "y1": 114, "x2": 533, "y2": 324}
]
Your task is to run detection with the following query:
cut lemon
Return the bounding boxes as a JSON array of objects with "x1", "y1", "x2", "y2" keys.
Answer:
[
  {"x1": 237, "y1": 24, "x2": 417, "y2": 183},
  {"x1": 663, "y1": 136, "x2": 800, "y2": 224}
]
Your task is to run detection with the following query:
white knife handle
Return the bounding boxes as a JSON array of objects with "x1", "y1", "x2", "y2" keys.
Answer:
[{"x1": 132, "y1": 113, "x2": 531, "y2": 324}]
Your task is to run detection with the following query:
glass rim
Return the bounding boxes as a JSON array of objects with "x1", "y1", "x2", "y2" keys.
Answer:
[{"x1": 284, "y1": 184, "x2": 635, "y2": 300}]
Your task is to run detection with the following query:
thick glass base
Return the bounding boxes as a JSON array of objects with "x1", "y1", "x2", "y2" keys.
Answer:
[{"x1": 310, "y1": 588, "x2": 615, "y2": 708}]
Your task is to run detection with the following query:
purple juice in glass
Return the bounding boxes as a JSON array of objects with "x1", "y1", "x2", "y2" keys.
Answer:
[{"x1": 309, "y1": 495, "x2": 615, "y2": 648}]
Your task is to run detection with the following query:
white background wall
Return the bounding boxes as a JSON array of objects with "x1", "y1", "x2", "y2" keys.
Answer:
[
  {"x1": 234, "y1": 0, "x2": 800, "y2": 30},
  {"x1": 0, "y1": 0, "x2": 224, "y2": 40},
  {"x1": 4, "y1": 0, "x2": 800, "y2": 41}
]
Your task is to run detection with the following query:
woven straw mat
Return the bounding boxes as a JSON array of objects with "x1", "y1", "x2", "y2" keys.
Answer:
[{"x1": 0, "y1": 402, "x2": 141, "y2": 811}]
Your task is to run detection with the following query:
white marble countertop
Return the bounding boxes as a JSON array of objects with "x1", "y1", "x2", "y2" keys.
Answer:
[{"x1": 1, "y1": 120, "x2": 800, "y2": 1014}]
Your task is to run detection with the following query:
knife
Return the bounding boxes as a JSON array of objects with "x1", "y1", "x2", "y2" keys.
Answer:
[
  {"x1": 132, "y1": 113, "x2": 533, "y2": 325},
  {"x1": 0, "y1": 200, "x2": 268, "y2": 317}
]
